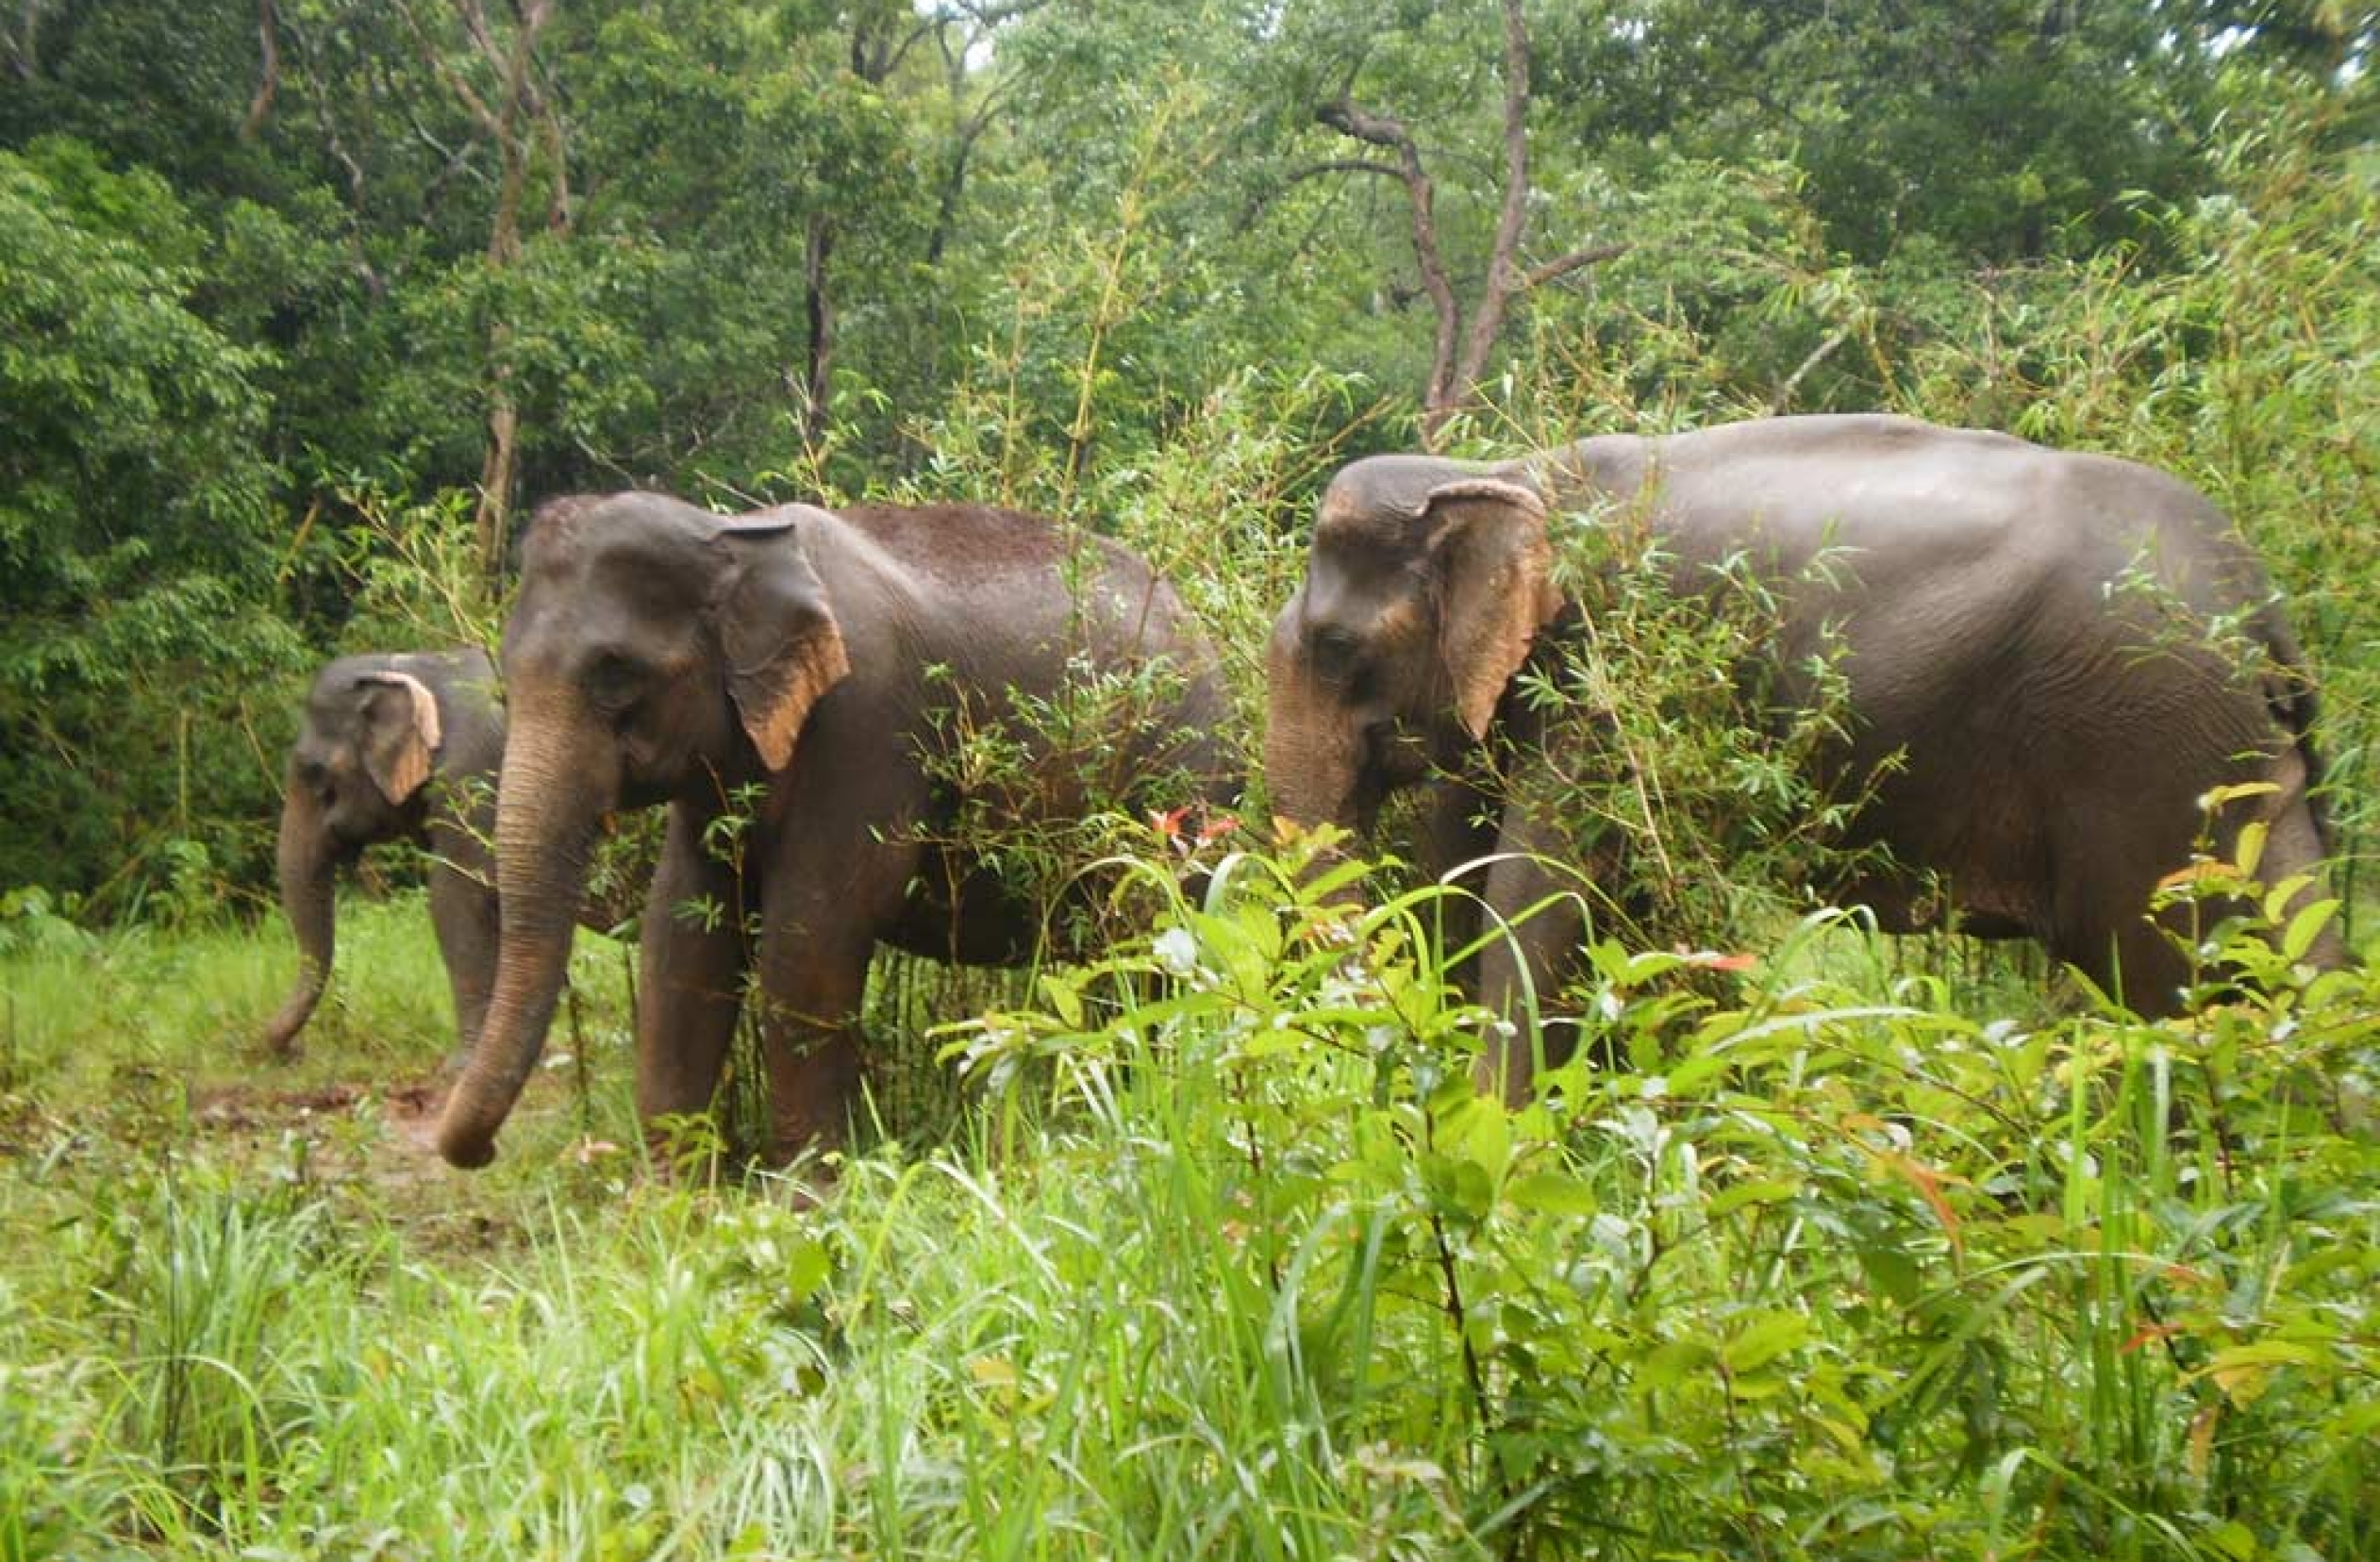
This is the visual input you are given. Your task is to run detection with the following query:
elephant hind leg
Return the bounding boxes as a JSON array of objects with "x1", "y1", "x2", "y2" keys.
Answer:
[
  {"x1": 2044, "y1": 812, "x2": 2194, "y2": 1018},
  {"x1": 2086, "y1": 744, "x2": 2354, "y2": 1011},
  {"x1": 2232, "y1": 744, "x2": 2349, "y2": 972},
  {"x1": 2046, "y1": 764, "x2": 2343, "y2": 1021},
  {"x1": 2055, "y1": 912, "x2": 2191, "y2": 1020}
]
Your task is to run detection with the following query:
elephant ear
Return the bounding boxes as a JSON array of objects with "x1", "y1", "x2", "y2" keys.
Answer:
[
  {"x1": 355, "y1": 671, "x2": 442, "y2": 805},
  {"x1": 716, "y1": 507, "x2": 853, "y2": 773},
  {"x1": 1424, "y1": 477, "x2": 1561, "y2": 741}
]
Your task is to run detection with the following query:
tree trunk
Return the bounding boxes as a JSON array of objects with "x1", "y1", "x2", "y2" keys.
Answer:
[
  {"x1": 1312, "y1": 0, "x2": 1623, "y2": 448},
  {"x1": 801, "y1": 212, "x2": 837, "y2": 450}
]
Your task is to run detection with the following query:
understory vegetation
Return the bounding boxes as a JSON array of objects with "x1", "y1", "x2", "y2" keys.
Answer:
[
  {"x1": 3, "y1": 849, "x2": 2375, "y2": 1559},
  {"x1": 6, "y1": 3, "x2": 2379, "y2": 1557}
]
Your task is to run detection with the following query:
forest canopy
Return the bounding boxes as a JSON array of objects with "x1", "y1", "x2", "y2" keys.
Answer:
[{"x1": 1, "y1": 0, "x2": 2374, "y2": 912}]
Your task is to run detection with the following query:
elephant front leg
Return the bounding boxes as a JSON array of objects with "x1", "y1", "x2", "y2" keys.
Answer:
[
  {"x1": 636, "y1": 806, "x2": 753, "y2": 1162},
  {"x1": 1414, "y1": 773, "x2": 1500, "y2": 995},
  {"x1": 1472, "y1": 805, "x2": 1589, "y2": 1107},
  {"x1": 752, "y1": 906, "x2": 875, "y2": 1163},
  {"x1": 425, "y1": 858, "x2": 501, "y2": 1076}
]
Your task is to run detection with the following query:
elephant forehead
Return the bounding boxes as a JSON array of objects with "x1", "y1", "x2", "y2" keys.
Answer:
[
  {"x1": 523, "y1": 492, "x2": 717, "y2": 574},
  {"x1": 1316, "y1": 456, "x2": 1473, "y2": 546}
]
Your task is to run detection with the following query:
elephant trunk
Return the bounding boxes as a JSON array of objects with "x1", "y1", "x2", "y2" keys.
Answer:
[
  {"x1": 261, "y1": 782, "x2": 338, "y2": 1056},
  {"x1": 433, "y1": 721, "x2": 609, "y2": 1169},
  {"x1": 1264, "y1": 610, "x2": 1370, "y2": 857}
]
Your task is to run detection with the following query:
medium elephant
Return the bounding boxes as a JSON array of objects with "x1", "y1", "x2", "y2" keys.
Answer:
[
  {"x1": 1267, "y1": 413, "x2": 2343, "y2": 1098},
  {"x1": 263, "y1": 650, "x2": 506, "y2": 1059},
  {"x1": 432, "y1": 493, "x2": 1232, "y2": 1169}
]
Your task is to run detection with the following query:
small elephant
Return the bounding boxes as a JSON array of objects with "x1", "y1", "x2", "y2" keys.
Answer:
[
  {"x1": 1267, "y1": 413, "x2": 2343, "y2": 1098},
  {"x1": 263, "y1": 650, "x2": 506, "y2": 1060},
  {"x1": 433, "y1": 493, "x2": 1233, "y2": 1169}
]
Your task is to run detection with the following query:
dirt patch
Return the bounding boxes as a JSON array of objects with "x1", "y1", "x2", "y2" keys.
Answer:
[
  {"x1": 188, "y1": 1074, "x2": 451, "y2": 1129},
  {"x1": 191, "y1": 1079, "x2": 372, "y2": 1129}
]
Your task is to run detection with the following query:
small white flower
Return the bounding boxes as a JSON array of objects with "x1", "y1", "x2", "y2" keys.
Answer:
[{"x1": 1154, "y1": 927, "x2": 1200, "y2": 976}]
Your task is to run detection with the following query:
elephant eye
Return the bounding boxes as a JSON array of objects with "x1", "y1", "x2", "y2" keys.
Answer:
[
  {"x1": 583, "y1": 651, "x2": 650, "y2": 716},
  {"x1": 1307, "y1": 625, "x2": 1363, "y2": 685}
]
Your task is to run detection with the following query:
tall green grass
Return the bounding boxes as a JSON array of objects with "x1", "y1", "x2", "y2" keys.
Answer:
[{"x1": 4, "y1": 839, "x2": 2373, "y2": 1559}]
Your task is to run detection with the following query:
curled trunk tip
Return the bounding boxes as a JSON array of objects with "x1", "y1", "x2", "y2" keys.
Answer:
[
  {"x1": 263, "y1": 788, "x2": 338, "y2": 1056},
  {"x1": 432, "y1": 728, "x2": 606, "y2": 1169}
]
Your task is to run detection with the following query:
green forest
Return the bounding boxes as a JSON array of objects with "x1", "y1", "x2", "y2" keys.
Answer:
[{"x1": 4, "y1": 1, "x2": 2379, "y2": 1557}]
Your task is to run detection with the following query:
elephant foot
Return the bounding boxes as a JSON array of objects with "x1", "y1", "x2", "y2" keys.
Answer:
[{"x1": 761, "y1": 1027, "x2": 866, "y2": 1163}]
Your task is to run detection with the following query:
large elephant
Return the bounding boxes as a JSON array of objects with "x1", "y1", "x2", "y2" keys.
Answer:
[
  {"x1": 1267, "y1": 413, "x2": 2343, "y2": 1098},
  {"x1": 432, "y1": 494, "x2": 1231, "y2": 1169},
  {"x1": 263, "y1": 650, "x2": 506, "y2": 1058}
]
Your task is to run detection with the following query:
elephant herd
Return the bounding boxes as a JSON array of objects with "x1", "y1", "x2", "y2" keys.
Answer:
[{"x1": 268, "y1": 413, "x2": 2346, "y2": 1170}]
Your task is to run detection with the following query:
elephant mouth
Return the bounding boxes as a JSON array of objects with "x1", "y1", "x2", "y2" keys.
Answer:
[{"x1": 1367, "y1": 720, "x2": 1438, "y2": 785}]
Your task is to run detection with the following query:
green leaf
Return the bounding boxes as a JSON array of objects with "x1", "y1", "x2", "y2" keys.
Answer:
[
  {"x1": 1638, "y1": 1337, "x2": 1718, "y2": 1392},
  {"x1": 1723, "y1": 1311, "x2": 1810, "y2": 1374},
  {"x1": 1706, "y1": 1177, "x2": 1802, "y2": 1219},
  {"x1": 1505, "y1": 1170, "x2": 1601, "y2": 1216},
  {"x1": 2280, "y1": 896, "x2": 2340, "y2": 962},
  {"x1": 1038, "y1": 972, "x2": 1084, "y2": 1029}
]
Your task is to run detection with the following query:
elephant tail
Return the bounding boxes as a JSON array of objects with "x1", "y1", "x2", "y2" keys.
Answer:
[{"x1": 2262, "y1": 619, "x2": 2336, "y2": 861}]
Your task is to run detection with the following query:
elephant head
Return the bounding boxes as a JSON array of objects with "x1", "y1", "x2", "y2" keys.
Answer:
[
  {"x1": 1266, "y1": 457, "x2": 1563, "y2": 842},
  {"x1": 433, "y1": 494, "x2": 851, "y2": 1169},
  {"x1": 262, "y1": 664, "x2": 445, "y2": 1055}
]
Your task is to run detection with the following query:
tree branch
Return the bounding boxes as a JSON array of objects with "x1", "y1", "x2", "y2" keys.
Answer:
[
  {"x1": 8, "y1": 0, "x2": 42, "y2": 81},
  {"x1": 1235, "y1": 158, "x2": 1404, "y2": 234},
  {"x1": 393, "y1": 0, "x2": 506, "y2": 141},
  {"x1": 1316, "y1": 95, "x2": 1458, "y2": 410},
  {"x1": 1523, "y1": 241, "x2": 1629, "y2": 289},
  {"x1": 241, "y1": 0, "x2": 279, "y2": 140},
  {"x1": 1448, "y1": 0, "x2": 1533, "y2": 423},
  {"x1": 1315, "y1": 97, "x2": 1417, "y2": 156}
]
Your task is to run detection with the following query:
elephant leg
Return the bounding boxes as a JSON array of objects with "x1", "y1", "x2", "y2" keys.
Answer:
[
  {"x1": 2047, "y1": 810, "x2": 2194, "y2": 1017},
  {"x1": 752, "y1": 912, "x2": 875, "y2": 1160},
  {"x1": 1416, "y1": 774, "x2": 1498, "y2": 994},
  {"x1": 1472, "y1": 806, "x2": 1589, "y2": 1107},
  {"x1": 636, "y1": 806, "x2": 752, "y2": 1138},
  {"x1": 2057, "y1": 744, "x2": 2343, "y2": 1019},
  {"x1": 425, "y1": 860, "x2": 500, "y2": 1075},
  {"x1": 750, "y1": 824, "x2": 920, "y2": 1157},
  {"x1": 2237, "y1": 744, "x2": 2348, "y2": 970}
]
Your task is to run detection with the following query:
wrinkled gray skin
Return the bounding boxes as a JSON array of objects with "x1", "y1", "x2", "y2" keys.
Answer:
[
  {"x1": 263, "y1": 650, "x2": 507, "y2": 1061},
  {"x1": 434, "y1": 493, "x2": 1231, "y2": 1170},
  {"x1": 1268, "y1": 413, "x2": 2342, "y2": 1100}
]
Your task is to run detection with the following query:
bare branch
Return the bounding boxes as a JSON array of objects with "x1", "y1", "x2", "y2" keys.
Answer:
[
  {"x1": 8, "y1": 0, "x2": 43, "y2": 81},
  {"x1": 1769, "y1": 324, "x2": 1853, "y2": 413},
  {"x1": 241, "y1": 0, "x2": 279, "y2": 140},
  {"x1": 1447, "y1": 0, "x2": 1534, "y2": 426},
  {"x1": 1523, "y1": 241, "x2": 1629, "y2": 289},
  {"x1": 393, "y1": 0, "x2": 506, "y2": 141},
  {"x1": 1235, "y1": 158, "x2": 1404, "y2": 234},
  {"x1": 1315, "y1": 97, "x2": 1418, "y2": 155},
  {"x1": 1316, "y1": 95, "x2": 1458, "y2": 411}
]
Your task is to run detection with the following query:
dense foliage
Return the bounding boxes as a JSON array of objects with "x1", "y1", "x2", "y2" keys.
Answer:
[
  {"x1": 2, "y1": 0, "x2": 2374, "y2": 907},
  {"x1": 2, "y1": 846, "x2": 2373, "y2": 1557}
]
